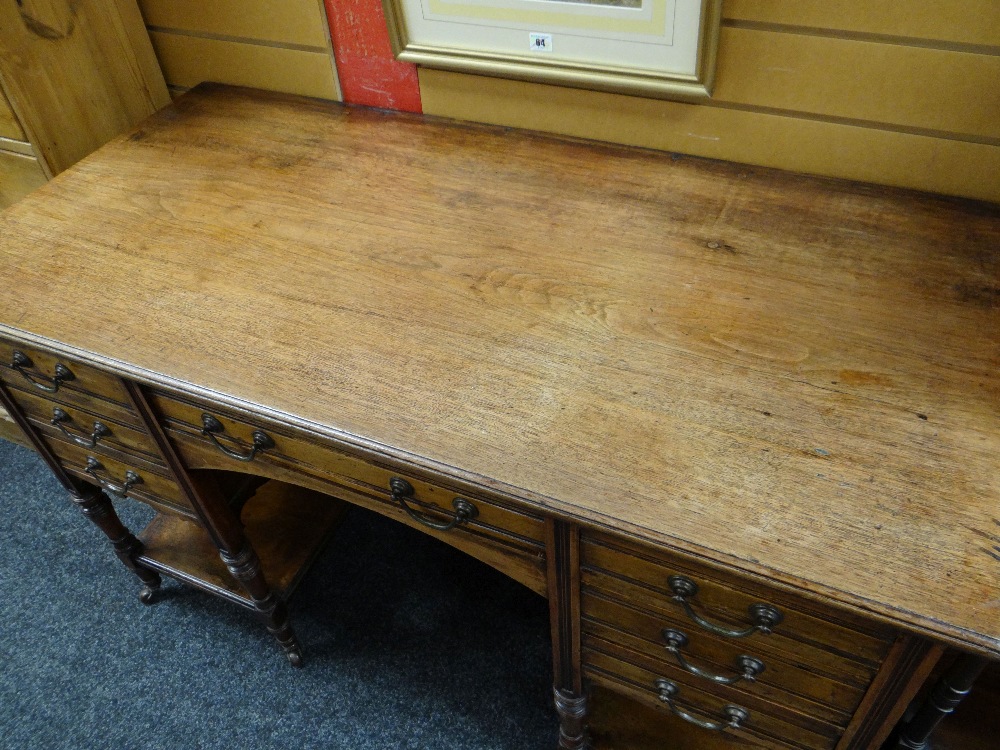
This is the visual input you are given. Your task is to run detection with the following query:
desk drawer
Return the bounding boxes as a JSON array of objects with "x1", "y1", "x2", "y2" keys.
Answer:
[
  {"x1": 582, "y1": 590, "x2": 865, "y2": 727},
  {"x1": 1, "y1": 380, "x2": 140, "y2": 428},
  {"x1": 584, "y1": 646, "x2": 837, "y2": 750},
  {"x1": 0, "y1": 340, "x2": 132, "y2": 406},
  {"x1": 581, "y1": 532, "x2": 894, "y2": 672},
  {"x1": 146, "y1": 390, "x2": 546, "y2": 586},
  {"x1": 47, "y1": 438, "x2": 194, "y2": 518},
  {"x1": 581, "y1": 566, "x2": 886, "y2": 689},
  {"x1": 14, "y1": 388, "x2": 163, "y2": 464}
]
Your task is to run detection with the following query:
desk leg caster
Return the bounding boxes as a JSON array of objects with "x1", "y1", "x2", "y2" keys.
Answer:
[
  {"x1": 267, "y1": 600, "x2": 304, "y2": 669},
  {"x1": 70, "y1": 485, "x2": 162, "y2": 600},
  {"x1": 554, "y1": 687, "x2": 590, "y2": 750},
  {"x1": 221, "y1": 543, "x2": 304, "y2": 668},
  {"x1": 139, "y1": 584, "x2": 160, "y2": 605}
]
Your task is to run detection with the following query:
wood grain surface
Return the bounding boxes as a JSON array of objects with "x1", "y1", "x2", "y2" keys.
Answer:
[{"x1": 0, "y1": 85, "x2": 997, "y2": 657}]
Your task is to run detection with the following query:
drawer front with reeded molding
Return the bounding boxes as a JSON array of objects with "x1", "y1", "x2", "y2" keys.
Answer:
[
  {"x1": 150, "y1": 390, "x2": 544, "y2": 538},
  {"x1": 582, "y1": 589, "x2": 869, "y2": 725},
  {"x1": 581, "y1": 532, "x2": 895, "y2": 667},
  {"x1": 0, "y1": 340, "x2": 132, "y2": 406},
  {"x1": 13, "y1": 387, "x2": 163, "y2": 465},
  {"x1": 46, "y1": 437, "x2": 194, "y2": 518},
  {"x1": 580, "y1": 530, "x2": 900, "y2": 747},
  {"x1": 145, "y1": 388, "x2": 549, "y2": 592},
  {"x1": 585, "y1": 646, "x2": 839, "y2": 750}
]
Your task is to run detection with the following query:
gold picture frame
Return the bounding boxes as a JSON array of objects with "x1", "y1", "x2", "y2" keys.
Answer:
[{"x1": 382, "y1": 0, "x2": 722, "y2": 100}]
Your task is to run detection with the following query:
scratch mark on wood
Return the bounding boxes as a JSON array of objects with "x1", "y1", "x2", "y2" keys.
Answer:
[
  {"x1": 971, "y1": 527, "x2": 1000, "y2": 545},
  {"x1": 838, "y1": 370, "x2": 894, "y2": 387},
  {"x1": 706, "y1": 240, "x2": 738, "y2": 253},
  {"x1": 953, "y1": 281, "x2": 1000, "y2": 309},
  {"x1": 973, "y1": 523, "x2": 1000, "y2": 562}
]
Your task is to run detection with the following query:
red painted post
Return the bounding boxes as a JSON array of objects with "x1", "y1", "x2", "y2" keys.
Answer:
[{"x1": 324, "y1": 0, "x2": 423, "y2": 113}]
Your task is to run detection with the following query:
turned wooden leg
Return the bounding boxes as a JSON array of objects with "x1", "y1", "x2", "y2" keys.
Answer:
[
  {"x1": 70, "y1": 484, "x2": 162, "y2": 603},
  {"x1": 125, "y1": 384, "x2": 306, "y2": 668},
  {"x1": 0, "y1": 382, "x2": 161, "y2": 602},
  {"x1": 554, "y1": 687, "x2": 590, "y2": 750},
  {"x1": 220, "y1": 542, "x2": 303, "y2": 668},
  {"x1": 893, "y1": 653, "x2": 989, "y2": 749},
  {"x1": 547, "y1": 519, "x2": 590, "y2": 749}
]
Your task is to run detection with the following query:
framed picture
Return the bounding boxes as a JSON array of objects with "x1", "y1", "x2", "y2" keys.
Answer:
[{"x1": 381, "y1": 0, "x2": 722, "y2": 100}]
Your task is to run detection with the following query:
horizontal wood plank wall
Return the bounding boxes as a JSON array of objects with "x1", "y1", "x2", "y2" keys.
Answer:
[
  {"x1": 725, "y1": 1, "x2": 1000, "y2": 47},
  {"x1": 140, "y1": 0, "x2": 329, "y2": 47},
  {"x1": 0, "y1": 150, "x2": 47, "y2": 211},
  {"x1": 138, "y1": 0, "x2": 341, "y2": 100},
  {"x1": 714, "y1": 28, "x2": 998, "y2": 141},
  {"x1": 420, "y1": 2, "x2": 1000, "y2": 203}
]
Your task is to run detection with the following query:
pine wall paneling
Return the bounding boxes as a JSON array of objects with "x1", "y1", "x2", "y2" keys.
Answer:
[
  {"x1": 0, "y1": 0, "x2": 167, "y2": 212},
  {"x1": 0, "y1": 138, "x2": 33, "y2": 158},
  {"x1": 0, "y1": 89, "x2": 25, "y2": 141},
  {"x1": 0, "y1": 150, "x2": 47, "y2": 211},
  {"x1": 0, "y1": 0, "x2": 170, "y2": 177}
]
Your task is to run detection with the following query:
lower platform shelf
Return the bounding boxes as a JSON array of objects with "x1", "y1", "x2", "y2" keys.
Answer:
[{"x1": 136, "y1": 480, "x2": 346, "y2": 607}]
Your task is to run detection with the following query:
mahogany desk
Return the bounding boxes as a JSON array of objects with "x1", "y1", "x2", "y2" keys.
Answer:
[{"x1": 0, "y1": 85, "x2": 997, "y2": 749}]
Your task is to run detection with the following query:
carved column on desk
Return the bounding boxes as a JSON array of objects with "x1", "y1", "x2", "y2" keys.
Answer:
[
  {"x1": 893, "y1": 653, "x2": 989, "y2": 749},
  {"x1": 547, "y1": 519, "x2": 589, "y2": 750},
  {"x1": 838, "y1": 636, "x2": 943, "y2": 750},
  {"x1": 124, "y1": 382, "x2": 304, "y2": 667},
  {"x1": 0, "y1": 380, "x2": 162, "y2": 600}
]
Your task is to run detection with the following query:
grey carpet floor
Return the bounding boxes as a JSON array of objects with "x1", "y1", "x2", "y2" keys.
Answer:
[{"x1": 0, "y1": 438, "x2": 556, "y2": 749}]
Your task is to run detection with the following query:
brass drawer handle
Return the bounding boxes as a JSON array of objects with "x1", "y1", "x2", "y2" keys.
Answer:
[
  {"x1": 51, "y1": 407, "x2": 112, "y2": 448},
  {"x1": 85, "y1": 457, "x2": 143, "y2": 498},
  {"x1": 668, "y1": 575, "x2": 783, "y2": 638},
  {"x1": 655, "y1": 678, "x2": 749, "y2": 733},
  {"x1": 200, "y1": 413, "x2": 275, "y2": 462},
  {"x1": 11, "y1": 350, "x2": 76, "y2": 393},
  {"x1": 389, "y1": 477, "x2": 479, "y2": 531},
  {"x1": 662, "y1": 628, "x2": 765, "y2": 685}
]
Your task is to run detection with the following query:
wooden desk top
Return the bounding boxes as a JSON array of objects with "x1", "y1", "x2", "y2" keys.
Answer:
[{"x1": 1, "y1": 85, "x2": 997, "y2": 656}]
